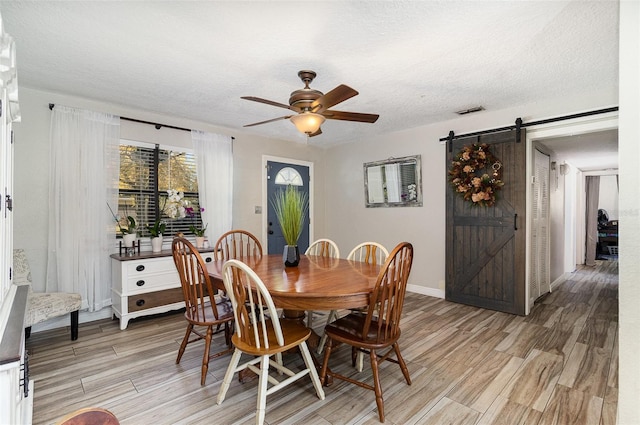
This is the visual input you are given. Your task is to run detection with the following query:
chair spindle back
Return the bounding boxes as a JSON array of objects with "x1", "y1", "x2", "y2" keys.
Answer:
[
  {"x1": 362, "y1": 242, "x2": 413, "y2": 343},
  {"x1": 172, "y1": 237, "x2": 222, "y2": 323},
  {"x1": 222, "y1": 259, "x2": 283, "y2": 350},
  {"x1": 214, "y1": 230, "x2": 263, "y2": 261},
  {"x1": 347, "y1": 241, "x2": 389, "y2": 266},
  {"x1": 305, "y1": 238, "x2": 340, "y2": 258}
]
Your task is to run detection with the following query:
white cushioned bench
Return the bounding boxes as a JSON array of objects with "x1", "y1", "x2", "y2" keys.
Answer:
[{"x1": 13, "y1": 249, "x2": 82, "y2": 340}]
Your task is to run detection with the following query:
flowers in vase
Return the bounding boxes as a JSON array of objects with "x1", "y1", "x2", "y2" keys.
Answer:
[
  {"x1": 163, "y1": 189, "x2": 189, "y2": 219},
  {"x1": 186, "y1": 206, "x2": 207, "y2": 237}
]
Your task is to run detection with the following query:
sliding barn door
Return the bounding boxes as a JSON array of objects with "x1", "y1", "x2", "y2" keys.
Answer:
[{"x1": 446, "y1": 129, "x2": 526, "y2": 315}]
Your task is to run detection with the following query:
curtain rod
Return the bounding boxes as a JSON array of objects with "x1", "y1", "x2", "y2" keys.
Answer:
[
  {"x1": 439, "y1": 106, "x2": 619, "y2": 143},
  {"x1": 48, "y1": 103, "x2": 234, "y2": 139}
]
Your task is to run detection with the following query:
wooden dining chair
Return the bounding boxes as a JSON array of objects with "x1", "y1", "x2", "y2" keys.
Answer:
[
  {"x1": 317, "y1": 241, "x2": 390, "y2": 369},
  {"x1": 172, "y1": 237, "x2": 234, "y2": 386},
  {"x1": 217, "y1": 259, "x2": 325, "y2": 425},
  {"x1": 214, "y1": 229, "x2": 263, "y2": 261},
  {"x1": 304, "y1": 238, "x2": 340, "y2": 329},
  {"x1": 319, "y1": 242, "x2": 414, "y2": 423}
]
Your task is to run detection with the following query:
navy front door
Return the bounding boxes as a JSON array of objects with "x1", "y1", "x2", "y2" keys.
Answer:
[{"x1": 266, "y1": 161, "x2": 310, "y2": 255}]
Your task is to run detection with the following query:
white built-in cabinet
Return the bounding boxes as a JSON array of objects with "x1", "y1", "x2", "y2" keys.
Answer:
[{"x1": 0, "y1": 12, "x2": 31, "y2": 425}]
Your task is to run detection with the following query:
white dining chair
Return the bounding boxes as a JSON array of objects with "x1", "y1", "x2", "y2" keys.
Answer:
[{"x1": 217, "y1": 259, "x2": 325, "y2": 425}]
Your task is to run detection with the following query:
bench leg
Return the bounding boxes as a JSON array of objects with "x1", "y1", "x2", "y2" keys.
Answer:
[{"x1": 71, "y1": 310, "x2": 79, "y2": 341}]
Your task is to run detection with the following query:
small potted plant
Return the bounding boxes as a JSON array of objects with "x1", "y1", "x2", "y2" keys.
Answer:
[
  {"x1": 271, "y1": 185, "x2": 308, "y2": 267},
  {"x1": 108, "y1": 203, "x2": 137, "y2": 247},
  {"x1": 186, "y1": 206, "x2": 207, "y2": 248},
  {"x1": 147, "y1": 219, "x2": 166, "y2": 252}
]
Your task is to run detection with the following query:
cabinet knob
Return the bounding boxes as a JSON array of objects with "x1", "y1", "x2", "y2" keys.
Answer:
[
  {"x1": 205, "y1": 257, "x2": 212, "y2": 263},
  {"x1": 136, "y1": 280, "x2": 145, "y2": 287},
  {"x1": 136, "y1": 265, "x2": 145, "y2": 272},
  {"x1": 136, "y1": 299, "x2": 145, "y2": 307}
]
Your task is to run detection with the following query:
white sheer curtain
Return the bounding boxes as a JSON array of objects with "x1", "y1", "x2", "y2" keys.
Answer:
[
  {"x1": 47, "y1": 105, "x2": 120, "y2": 312},
  {"x1": 191, "y1": 130, "x2": 233, "y2": 243}
]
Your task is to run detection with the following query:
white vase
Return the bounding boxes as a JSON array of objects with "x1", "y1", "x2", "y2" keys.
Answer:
[
  {"x1": 151, "y1": 235, "x2": 163, "y2": 252},
  {"x1": 195, "y1": 236, "x2": 205, "y2": 248},
  {"x1": 123, "y1": 233, "x2": 137, "y2": 247}
]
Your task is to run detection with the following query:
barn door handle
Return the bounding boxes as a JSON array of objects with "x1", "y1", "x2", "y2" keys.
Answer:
[{"x1": 514, "y1": 213, "x2": 518, "y2": 231}]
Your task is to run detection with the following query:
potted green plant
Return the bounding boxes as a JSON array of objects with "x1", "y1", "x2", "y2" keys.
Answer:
[
  {"x1": 108, "y1": 203, "x2": 137, "y2": 247},
  {"x1": 271, "y1": 185, "x2": 309, "y2": 267},
  {"x1": 147, "y1": 219, "x2": 166, "y2": 252}
]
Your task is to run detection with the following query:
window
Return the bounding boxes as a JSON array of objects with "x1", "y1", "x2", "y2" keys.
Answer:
[
  {"x1": 116, "y1": 141, "x2": 203, "y2": 237},
  {"x1": 274, "y1": 167, "x2": 303, "y2": 186}
]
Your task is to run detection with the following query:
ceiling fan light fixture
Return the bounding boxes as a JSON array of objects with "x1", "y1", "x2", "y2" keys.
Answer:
[{"x1": 290, "y1": 112, "x2": 325, "y2": 135}]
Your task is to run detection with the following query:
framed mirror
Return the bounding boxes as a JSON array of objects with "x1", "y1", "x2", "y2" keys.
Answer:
[{"x1": 364, "y1": 155, "x2": 422, "y2": 207}]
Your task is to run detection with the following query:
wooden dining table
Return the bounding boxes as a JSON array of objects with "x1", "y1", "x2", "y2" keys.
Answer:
[{"x1": 206, "y1": 253, "x2": 381, "y2": 321}]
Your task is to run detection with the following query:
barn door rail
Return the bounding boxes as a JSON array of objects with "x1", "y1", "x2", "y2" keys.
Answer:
[{"x1": 442, "y1": 106, "x2": 618, "y2": 152}]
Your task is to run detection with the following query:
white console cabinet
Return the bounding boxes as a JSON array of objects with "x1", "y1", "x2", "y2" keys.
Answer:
[{"x1": 111, "y1": 249, "x2": 215, "y2": 330}]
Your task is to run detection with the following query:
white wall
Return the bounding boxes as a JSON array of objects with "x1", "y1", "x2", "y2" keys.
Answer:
[
  {"x1": 563, "y1": 164, "x2": 578, "y2": 273},
  {"x1": 618, "y1": 1, "x2": 640, "y2": 421},
  {"x1": 324, "y1": 90, "x2": 617, "y2": 297}
]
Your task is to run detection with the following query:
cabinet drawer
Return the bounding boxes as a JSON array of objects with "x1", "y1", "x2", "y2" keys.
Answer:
[
  {"x1": 126, "y1": 258, "x2": 176, "y2": 275},
  {"x1": 128, "y1": 287, "x2": 184, "y2": 312},
  {"x1": 125, "y1": 253, "x2": 215, "y2": 276},
  {"x1": 127, "y1": 271, "x2": 180, "y2": 292}
]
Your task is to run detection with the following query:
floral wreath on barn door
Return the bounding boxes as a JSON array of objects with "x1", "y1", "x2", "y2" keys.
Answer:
[{"x1": 449, "y1": 143, "x2": 504, "y2": 207}]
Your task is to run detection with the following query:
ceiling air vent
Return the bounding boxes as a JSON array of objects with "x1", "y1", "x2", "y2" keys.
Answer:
[{"x1": 455, "y1": 106, "x2": 484, "y2": 115}]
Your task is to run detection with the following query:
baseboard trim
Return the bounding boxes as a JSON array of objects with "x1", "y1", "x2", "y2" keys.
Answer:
[
  {"x1": 550, "y1": 272, "x2": 572, "y2": 291},
  {"x1": 31, "y1": 308, "x2": 114, "y2": 334},
  {"x1": 408, "y1": 284, "x2": 445, "y2": 299}
]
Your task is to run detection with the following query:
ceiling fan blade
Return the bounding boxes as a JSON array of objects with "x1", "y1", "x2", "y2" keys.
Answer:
[
  {"x1": 241, "y1": 96, "x2": 302, "y2": 112},
  {"x1": 243, "y1": 115, "x2": 292, "y2": 127},
  {"x1": 322, "y1": 110, "x2": 379, "y2": 123},
  {"x1": 310, "y1": 84, "x2": 358, "y2": 113}
]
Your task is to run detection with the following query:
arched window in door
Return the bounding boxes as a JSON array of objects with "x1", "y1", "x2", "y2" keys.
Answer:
[{"x1": 274, "y1": 167, "x2": 303, "y2": 186}]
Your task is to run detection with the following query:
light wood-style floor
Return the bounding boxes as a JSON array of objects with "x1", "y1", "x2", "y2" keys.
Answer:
[{"x1": 26, "y1": 260, "x2": 618, "y2": 425}]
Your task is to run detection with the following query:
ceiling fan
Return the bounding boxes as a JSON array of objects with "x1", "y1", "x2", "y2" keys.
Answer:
[{"x1": 242, "y1": 70, "x2": 379, "y2": 137}]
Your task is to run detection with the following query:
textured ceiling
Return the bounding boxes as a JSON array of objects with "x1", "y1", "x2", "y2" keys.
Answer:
[{"x1": 0, "y1": 0, "x2": 619, "y2": 158}]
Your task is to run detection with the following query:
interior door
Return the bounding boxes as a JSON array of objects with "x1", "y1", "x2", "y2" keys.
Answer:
[
  {"x1": 530, "y1": 148, "x2": 551, "y2": 307},
  {"x1": 266, "y1": 161, "x2": 310, "y2": 255},
  {"x1": 446, "y1": 129, "x2": 527, "y2": 315}
]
